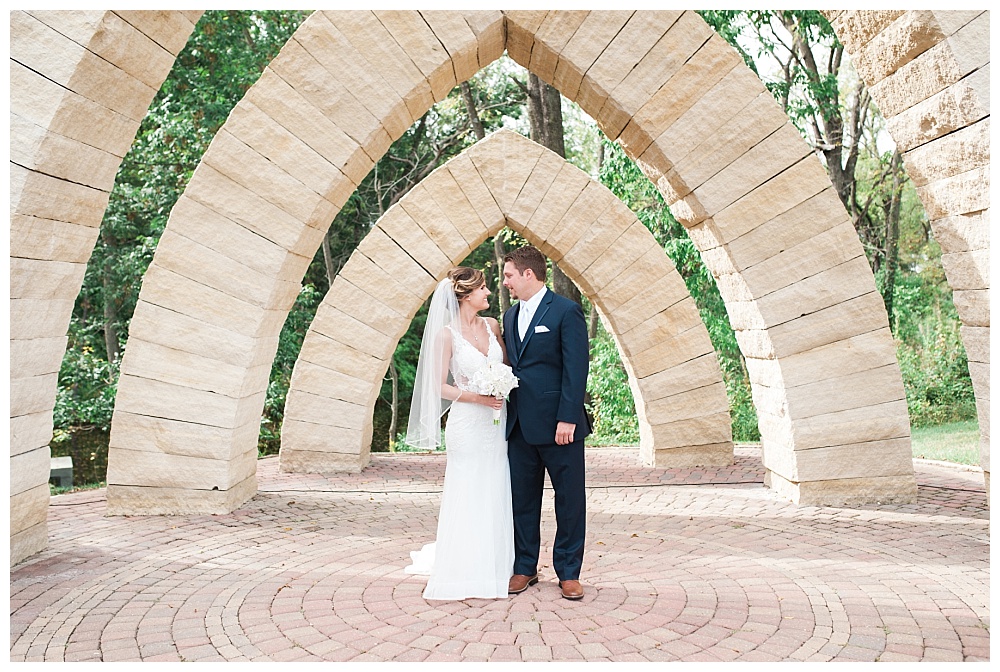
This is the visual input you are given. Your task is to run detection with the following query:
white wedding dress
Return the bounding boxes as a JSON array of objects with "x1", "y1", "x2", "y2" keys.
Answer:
[{"x1": 404, "y1": 318, "x2": 514, "y2": 600}]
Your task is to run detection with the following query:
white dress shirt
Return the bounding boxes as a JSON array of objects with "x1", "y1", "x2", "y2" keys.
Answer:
[{"x1": 517, "y1": 286, "x2": 547, "y2": 341}]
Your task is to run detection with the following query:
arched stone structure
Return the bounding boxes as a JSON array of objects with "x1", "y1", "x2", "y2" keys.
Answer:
[
  {"x1": 279, "y1": 130, "x2": 733, "y2": 472},
  {"x1": 824, "y1": 10, "x2": 990, "y2": 489},
  {"x1": 17, "y1": 9, "x2": 985, "y2": 562},
  {"x1": 9, "y1": 10, "x2": 202, "y2": 564},
  {"x1": 108, "y1": 9, "x2": 913, "y2": 514}
]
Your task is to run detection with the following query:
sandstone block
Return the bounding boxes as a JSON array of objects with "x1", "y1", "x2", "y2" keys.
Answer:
[
  {"x1": 419, "y1": 164, "x2": 492, "y2": 250},
  {"x1": 10, "y1": 164, "x2": 109, "y2": 229},
  {"x1": 576, "y1": 11, "x2": 682, "y2": 118},
  {"x1": 739, "y1": 291, "x2": 890, "y2": 360},
  {"x1": 184, "y1": 163, "x2": 326, "y2": 259},
  {"x1": 766, "y1": 469, "x2": 916, "y2": 506},
  {"x1": 615, "y1": 290, "x2": 697, "y2": 345},
  {"x1": 115, "y1": 373, "x2": 265, "y2": 429},
  {"x1": 598, "y1": 245, "x2": 672, "y2": 317},
  {"x1": 886, "y1": 67, "x2": 989, "y2": 152},
  {"x1": 107, "y1": 446, "x2": 257, "y2": 491},
  {"x1": 325, "y1": 275, "x2": 407, "y2": 342},
  {"x1": 644, "y1": 412, "x2": 733, "y2": 451},
  {"x1": 979, "y1": 437, "x2": 990, "y2": 474},
  {"x1": 119, "y1": 337, "x2": 270, "y2": 399},
  {"x1": 298, "y1": 331, "x2": 387, "y2": 383},
  {"x1": 645, "y1": 381, "x2": 729, "y2": 425},
  {"x1": 375, "y1": 10, "x2": 455, "y2": 101},
  {"x1": 307, "y1": 304, "x2": 395, "y2": 360},
  {"x1": 635, "y1": 352, "x2": 725, "y2": 403},
  {"x1": 631, "y1": 326, "x2": 715, "y2": 379},
  {"x1": 27, "y1": 9, "x2": 175, "y2": 89},
  {"x1": 441, "y1": 153, "x2": 505, "y2": 232},
  {"x1": 641, "y1": 443, "x2": 733, "y2": 469},
  {"x1": 766, "y1": 436, "x2": 913, "y2": 484},
  {"x1": 323, "y1": 10, "x2": 434, "y2": 123},
  {"x1": 693, "y1": 124, "x2": 812, "y2": 217},
  {"x1": 295, "y1": 11, "x2": 412, "y2": 141},
  {"x1": 105, "y1": 472, "x2": 257, "y2": 516},
  {"x1": 739, "y1": 218, "x2": 859, "y2": 294},
  {"x1": 755, "y1": 362, "x2": 905, "y2": 421},
  {"x1": 266, "y1": 42, "x2": 392, "y2": 166},
  {"x1": 11, "y1": 11, "x2": 156, "y2": 121},
  {"x1": 597, "y1": 11, "x2": 711, "y2": 141},
  {"x1": 463, "y1": 11, "x2": 505, "y2": 69},
  {"x1": 247, "y1": 68, "x2": 372, "y2": 188},
  {"x1": 930, "y1": 210, "x2": 989, "y2": 253},
  {"x1": 968, "y1": 361, "x2": 989, "y2": 400},
  {"x1": 506, "y1": 149, "x2": 567, "y2": 232},
  {"x1": 10, "y1": 373, "x2": 58, "y2": 418},
  {"x1": 746, "y1": 327, "x2": 897, "y2": 389},
  {"x1": 960, "y1": 325, "x2": 989, "y2": 364},
  {"x1": 109, "y1": 410, "x2": 259, "y2": 462},
  {"x1": 10, "y1": 521, "x2": 47, "y2": 567},
  {"x1": 929, "y1": 10, "x2": 985, "y2": 36},
  {"x1": 915, "y1": 166, "x2": 989, "y2": 220},
  {"x1": 280, "y1": 447, "x2": 370, "y2": 474},
  {"x1": 621, "y1": 34, "x2": 741, "y2": 160},
  {"x1": 419, "y1": 11, "x2": 479, "y2": 84},
  {"x1": 521, "y1": 162, "x2": 592, "y2": 245},
  {"x1": 543, "y1": 184, "x2": 617, "y2": 263},
  {"x1": 127, "y1": 300, "x2": 271, "y2": 370},
  {"x1": 280, "y1": 417, "x2": 373, "y2": 461},
  {"x1": 10, "y1": 410, "x2": 54, "y2": 458},
  {"x1": 10, "y1": 446, "x2": 50, "y2": 496},
  {"x1": 526, "y1": 10, "x2": 590, "y2": 83},
  {"x1": 9, "y1": 336, "x2": 66, "y2": 380},
  {"x1": 283, "y1": 390, "x2": 370, "y2": 431},
  {"x1": 376, "y1": 208, "x2": 453, "y2": 277},
  {"x1": 941, "y1": 249, "x2": 989, "y2": 290},
  {"x1": 9, "y1": 483, "x2": 49, "y2": 536},
  {"x1": 288, "y1": 359, "x2": 378, "y2": 407},
  {"x1": 976, "y1": 396, "x2": 989, "y2": 439},
  {"x1": 11, "y1": 112, "x2": 123, "y2": 190},
  {"x1": 583, "y1": 221, "x2": 659, "y2": 297},
  {"x1": 10, "y1": 59, "x2": 139, "y2": 157},
  {"x1": 712, "y1": 156, "x2": 831, "y2": 242},
  {"x1": 355, "y1": 226, "x2": 438, "y2": 300},
  {"x1": 399, "y1": 184, "x2": 473, "y2": 264},
  {"x1": 560, "y1": 206, "x2": 638, "y2": 294},
  {"x1": 469, "y1": 131, "x2": 546, "y2": 215},
  {"x1": 114, "y1": 9, "x2": 199, "y2": 55},
  {"x1": 9, "y1": 298, "x2": 74, "y2": 341},
  {"x1": 503, "y1": 10, "x2": 549, "y2": 67},
  {"x1": 852, "y1": 10, "x2": 948, "y2": 85},
  {"x1": 9, "y1": 214, "x2": 100, "y2": 263},
  {"x1": 757, "y1": 399, "x2": 910, "y2": 452},
  {"x1": 952, "y1": 289, "x2": 989, "y2": 326},
  {"x1": 683, "y1": 217, "x2": 726, "y2": 252},
  {"x1": 830, "y1": 10, "x2": 905, "y2": 53},
  {"x1": 339, "y1": 241, "x2": 431, "y2": 317}
]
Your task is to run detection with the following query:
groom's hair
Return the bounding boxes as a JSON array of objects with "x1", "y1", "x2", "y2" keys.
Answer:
[{"x1": 503, "y1": 245, "x2": 547, "y2": 282}]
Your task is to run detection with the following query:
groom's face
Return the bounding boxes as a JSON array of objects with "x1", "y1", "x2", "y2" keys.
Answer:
[{"x1": 502, "y1": 261, "x2": 529, "y2": 300}]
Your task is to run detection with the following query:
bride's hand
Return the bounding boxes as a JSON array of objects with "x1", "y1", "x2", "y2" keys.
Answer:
[{"x1": 477, "y1": 394, "x2": 504, "y2": 410}]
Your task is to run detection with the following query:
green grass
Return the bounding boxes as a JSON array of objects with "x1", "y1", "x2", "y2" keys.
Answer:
[{"x1": 910, "y1": 419, "x2": 981, "y2": 466}]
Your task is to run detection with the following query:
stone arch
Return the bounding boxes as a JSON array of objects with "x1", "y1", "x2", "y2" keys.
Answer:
[
  {"x1": 823, "y1": 10, "x2": 990, "y2": 488},
  {"x1": 107, "y1": 9, "x2": 914, "y2": 512},
  {"x1": 279, "y1": 130, "x2": 733, "y2": 472},
  {"x1": 9, "y1": 9, "x2": 202, "y2": 564}
]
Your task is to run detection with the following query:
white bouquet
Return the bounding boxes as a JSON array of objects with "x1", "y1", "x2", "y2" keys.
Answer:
[{"x1": 468, "y1": 361, "x2": 519, "y2": 425}]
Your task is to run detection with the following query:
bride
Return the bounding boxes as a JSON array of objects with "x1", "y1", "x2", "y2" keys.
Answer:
[{"x1": 403, "y1": 267, "x2": 514, "y2": 600}]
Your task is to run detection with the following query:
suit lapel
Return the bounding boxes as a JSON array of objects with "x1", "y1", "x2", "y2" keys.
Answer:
[
  {"x1": 517, "y1": 291, "x2": 553, "y2": 359},
  {"x1": 505, "y1": 305, "x2": 521, "y2": 366}
]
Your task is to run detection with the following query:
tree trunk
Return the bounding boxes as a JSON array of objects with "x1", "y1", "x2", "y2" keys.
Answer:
[
  {"x1": 321, "y1": 229, "x2": 336, "y2": 291},
  {"x1": 882, "y1": 150, "x2": 903, "y2": 330},
  {"x1": 588, "y1": 303, "x2": 599, "y2": 340},
  {"x1": 101, "y1": 236, "x2": 120, "y2": 365},
  {"x1": 461, "y1": 81, "x2": 486, "y2": 141},
  {"x1": 495, "y1": 236, "x2": 510, "y2": 313},
  {"x1": 388, "y1": 357, "x2": 399, "y2": 450}
]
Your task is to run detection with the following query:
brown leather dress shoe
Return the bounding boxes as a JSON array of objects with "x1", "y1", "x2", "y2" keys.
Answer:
[
  {"x1": 559, "y1": 580, "x2": 584, "y2": 600},
  {"x1": 508, "y1": 574, "x2": 539, "y2": 594}
]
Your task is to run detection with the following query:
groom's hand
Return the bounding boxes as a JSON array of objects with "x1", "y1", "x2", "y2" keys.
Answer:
[{"x1": 555, "y1": 422, "x2": 576, "y2": 445}]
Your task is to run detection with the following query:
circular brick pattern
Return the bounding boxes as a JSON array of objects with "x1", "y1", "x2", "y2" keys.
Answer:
[{"x1": 10, "y1": 448, "x2": 989, "y2": 662}]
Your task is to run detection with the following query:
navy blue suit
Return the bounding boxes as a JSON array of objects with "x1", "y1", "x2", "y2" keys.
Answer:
[{"x1": 503, "y1": 289, "x2": 590, "y2": 581}]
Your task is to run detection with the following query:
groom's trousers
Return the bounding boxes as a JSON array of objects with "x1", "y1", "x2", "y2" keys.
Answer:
[{"x1": 508, "y1": 421, "x2": 586, "y2": 581}]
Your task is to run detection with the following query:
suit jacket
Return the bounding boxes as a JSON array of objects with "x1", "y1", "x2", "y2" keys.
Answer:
[{"x1": 503, "y1": 289, "x2": 591, "y2": 445}]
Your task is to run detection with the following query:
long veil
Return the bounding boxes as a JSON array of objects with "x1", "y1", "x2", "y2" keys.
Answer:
[{"x1": 404, "y1": 278, "x2": 460, "y2": 450}]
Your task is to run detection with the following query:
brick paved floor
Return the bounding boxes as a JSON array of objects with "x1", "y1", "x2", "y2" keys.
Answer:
[{"x1": 10, "y1": 446, "x2": 990, "y2": 662}]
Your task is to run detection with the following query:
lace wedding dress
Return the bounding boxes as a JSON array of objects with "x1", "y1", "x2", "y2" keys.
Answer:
[{"x1": 404, "y1": 318, "x2": 514, "y2": 600}]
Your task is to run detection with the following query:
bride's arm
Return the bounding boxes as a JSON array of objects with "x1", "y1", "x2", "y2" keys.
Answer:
[
  {"x1": 438, "y1": 327, "x2": 502, "y2": 409},
  {"x1": 487, "y1": 317, "x2": 510, "y2": 366}
]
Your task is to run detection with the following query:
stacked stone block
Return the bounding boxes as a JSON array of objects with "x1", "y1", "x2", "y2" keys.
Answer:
[
  {"x1": 9, "y1": 10, "x2": 201, "y2": 564},
  {"x1": 827, "y1": 10, "x2": 990, "y2": 491},
  {"x1": 280, "y1": 130, "x2": 733, "y2": 471}
]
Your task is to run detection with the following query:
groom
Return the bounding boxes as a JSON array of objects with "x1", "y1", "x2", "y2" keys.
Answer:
[{"x1": 501, "y1": 245, "x2": 590, "y2": 600}]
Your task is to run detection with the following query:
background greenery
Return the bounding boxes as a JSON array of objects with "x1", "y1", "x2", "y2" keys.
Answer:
[{"x1": 50, "y1": 10, "x2": 978, "y2": 486}]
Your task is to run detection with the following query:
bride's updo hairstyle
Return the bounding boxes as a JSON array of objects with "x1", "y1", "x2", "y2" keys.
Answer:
[{"x1": 448, "y1": 267, "x2": 486, "y2": 301}]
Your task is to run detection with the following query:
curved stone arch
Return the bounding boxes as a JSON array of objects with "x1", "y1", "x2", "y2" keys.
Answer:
[
  {"x1": 824, "y1": 10, "x2": 991, "y2": 487},
  {"x1": 9, "y1": 9, "x2": 202, "y2": 564},
  {"x1": 280, "y1": 130, "x2": 733, "y2": 472},
  {"x1": 109, "y1": 9, "x2": 915, "y2": 512}
]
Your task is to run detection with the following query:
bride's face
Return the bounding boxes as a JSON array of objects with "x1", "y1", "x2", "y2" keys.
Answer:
[{"x1": 464, "y1": 283, "x2": 490, "y2": 312}]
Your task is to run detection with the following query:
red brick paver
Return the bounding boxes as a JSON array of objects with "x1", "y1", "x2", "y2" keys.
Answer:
[{"x1": 10, "y1": 447, "x2": 990, "y2": 662}]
